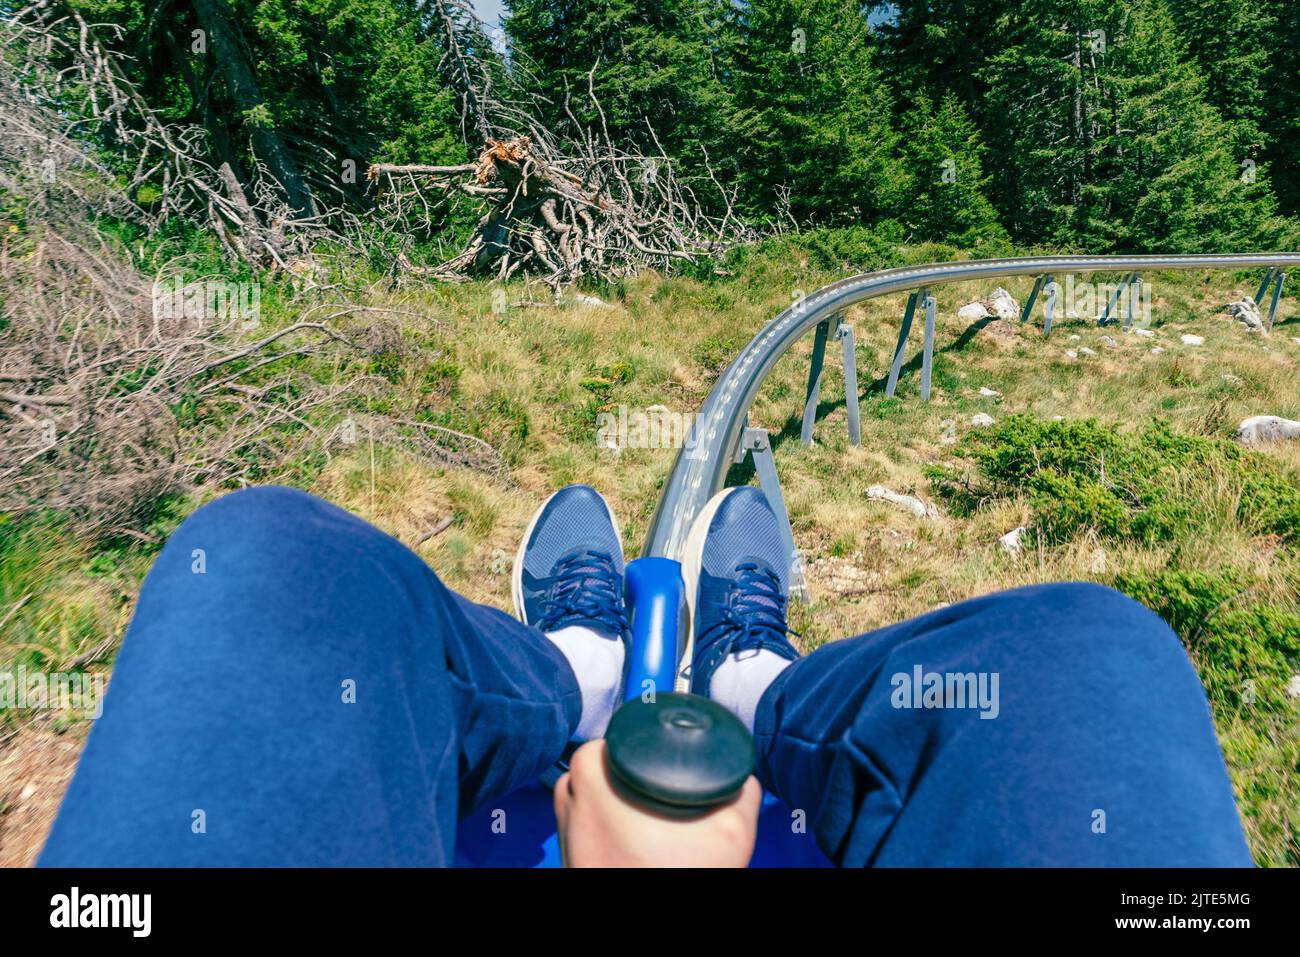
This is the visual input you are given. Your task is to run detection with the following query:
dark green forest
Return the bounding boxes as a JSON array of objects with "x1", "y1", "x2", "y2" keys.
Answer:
[{"x1": 5, "y1": 0, "x2": 1299, "y2": 270}]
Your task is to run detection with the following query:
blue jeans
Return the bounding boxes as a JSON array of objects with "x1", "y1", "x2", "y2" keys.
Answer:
[{"x1": 39, "y1": 487, "x2": 1251, "y2": 866}]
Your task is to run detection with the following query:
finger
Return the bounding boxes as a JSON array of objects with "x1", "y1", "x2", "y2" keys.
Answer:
[
  {"x1": 553, "y1": 772, "x2": 572, "y2": 865},
  {"x1": 553, "y1": 771, "x2": 572, "y2": 828},
  {"x1": 566, "y1": 738, "x2": 606, "y2": 784},
  {"x1": 736, "y1": 775, "x2": 763, "y2": 818}
]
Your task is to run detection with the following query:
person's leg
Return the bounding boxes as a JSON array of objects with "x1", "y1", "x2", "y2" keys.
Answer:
[
  {"x1": 39, "y1": 486, "x2": 581, "y2": 866},
  {"x1": 752, "y1": 581, "x2": 1253, "y2": 866}
]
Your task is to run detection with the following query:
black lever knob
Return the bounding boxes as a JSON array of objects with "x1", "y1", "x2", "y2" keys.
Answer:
[{"x1": 604, "y1": 692, "x2": 754, "y2": 814}]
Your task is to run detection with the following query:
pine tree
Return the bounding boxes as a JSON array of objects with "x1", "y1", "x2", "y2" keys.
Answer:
[
  {"x1": 979, "y1": 0, "x2": 1290, "y2": 251},
  {"x1": 72, "y1": 0, "x2": 467, "y2": 214},
  {"x1": 897, "y1": 93, "x2": 1008, "y2": 246},
  {"x1": 1163, "y1": 0, "x2": 1270, "y2": 155},
  {"x1": 730, "y1": 0, "x2": 903, "y2": 227},
  {"x1": 503, "y1": 0, "x2": 733, "y2": 165},
  {"x1": 869, "y1": 0, "x2": 1015, "y2": 119},
  {"x1": 1259, "y1": 0, "x2": 1300, "y2": 215},
  {"x1": 1104, "y1": 0, "x2": 1289, "y2": 251}
]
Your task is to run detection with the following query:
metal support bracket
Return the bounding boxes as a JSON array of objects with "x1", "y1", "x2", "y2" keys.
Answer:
[
  {"x1": 886, "y1": 290, "x2": 922, "y2": 397},
  {"x1": 1266, "y1": 271, "x2": 1286, "y2": 331},
  {"x1": 1122, "y1": 274, "x2": 1142, "y2": 331},
  {"x1": 1098, "y1": 272, "x2": 1136, "y2": 325},
  {"x1": 739, "y1": 426, "x2": 810, "y2": 603},
  {"x1": 920, "y1": 292, "x2": 937, "y2": 400},
  {"x1": 801, "y1": 316, "x2": 838, "y2": 447},
  {"x1": 837, "y1": 322, "x2": 861, "y2": 446},
  {"x1": 1042, "y1": 276, "x2": 1058, "y2": 334},
  {"x1": 1256, "y1": 268, "x2": 1279, "y2": 307},
  {"x1": 1020, "y1": 275, "x2": 1046, "y2": 324}
]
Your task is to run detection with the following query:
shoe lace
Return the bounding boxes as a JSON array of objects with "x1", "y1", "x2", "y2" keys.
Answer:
[
  {"x1": 697, "y1": 561, "x2": 797, "y2": 656},
  {"x1": 537, "y1": 549, "x2": 629, "y2": 636}
]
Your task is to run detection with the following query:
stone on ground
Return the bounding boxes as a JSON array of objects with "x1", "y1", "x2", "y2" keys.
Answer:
[
  {"x1": 866, "y1": 484, "x2": 940, "y2": 519},
  {"x1": 1235, "y1": 415, "x2": 1300, "y2": 445}
]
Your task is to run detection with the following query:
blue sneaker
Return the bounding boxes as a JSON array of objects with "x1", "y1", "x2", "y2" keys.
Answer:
[
  {"x1": 681, "y1": 486, "x2": 800, "y2": 698},
  {"x1": 512, "y1": 484, "x2": 630, "y2": 648}
]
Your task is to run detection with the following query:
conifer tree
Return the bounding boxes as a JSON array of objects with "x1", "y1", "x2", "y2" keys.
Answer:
[
  {"x1": 898, "y1": 93, "x2": 1008, "y2": 246},
  {"x1": 729, "y1": 0, "x2": 903, "y2": 227},
  {"x1": 503, "y1": 0, "x2": 733, "y2": 165}
]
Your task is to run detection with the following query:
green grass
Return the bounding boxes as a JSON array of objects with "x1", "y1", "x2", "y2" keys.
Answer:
[{"x1": 3, "y1": 231, "x2": 1298, "y2": 863}]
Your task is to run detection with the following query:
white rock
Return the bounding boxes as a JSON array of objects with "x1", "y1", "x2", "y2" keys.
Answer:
[
  {"x1": 958, "y1": 301, "x2": 991, "y2": 322},
  {"x1": 1235, "y1": 415, "x2": 1300, "y2": 445},
  {"x1": 573, "y1": 293, "x2": 614, "y2": 309},
  {"x1": 984, "y1": 287, "x2": 1020, "y2": 321},
  {"x1": 1088, "y1": 548, "x2": 1107, "y2": 573},
  {"x1": 1099, "y1": 335, "x2": 1118, "y2": 348},
  {"x1": 1068, "y1": 334, "x2": 1082, "y2": 342},
  {"x1": 20, "y1": 783, "x2": 36, "y2": 802},
  {"x1": 978, "y1": 386, "x2": 1002, "y2": 398},
  {"x1": 998, "y1": 526, "x2": 1027, "y2": 553},
  {"x1": 1181, "y1": 334, "x2": 1204, "y2": 346},
  {"x1": 971, "y1": 412, "x2": 996, "y2": 427},
  {"x1": 1132, "y1": 328, "x2": 1156, "y2": 338},
  {"x1": 1225, "y1": 297, "x2": 1265, "y2": 332},
  {"x1": 1079, "y1": 347, "x2": 1097, "y2": 357},
  {"x1": 1287, "y1": 674, "x2": 1300, "y2": 699},
  {"x1": 866, "y1": 485, "x2": 939, "y2": 519},
  {"x1": 1150, "y1": 347, "x2": 1165, "y2": 354},
  {"x1": 1221, "y1": 373, "x2": 1243, "y2": 387},
  {"x1": 1065, "y1": 350, "x2": 1079, "y2": 359},
  {"x1": 1052, "y1": 415, "x2": 1065, "y2": 421},
  {"x1": 1292, "y1": 337, "x2": 1300, "y2": 346}
]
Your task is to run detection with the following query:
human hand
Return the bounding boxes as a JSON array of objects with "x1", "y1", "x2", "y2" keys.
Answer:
[{"x1": 553, "y1": 738, "x2": 761, "y2": 868}]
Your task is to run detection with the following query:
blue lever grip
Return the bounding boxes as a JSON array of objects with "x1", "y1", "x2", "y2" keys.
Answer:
[{"x1": 622, "y1": 557, "x2": 687, "y2": 703}]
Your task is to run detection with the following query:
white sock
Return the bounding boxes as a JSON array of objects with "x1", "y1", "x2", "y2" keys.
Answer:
[
  {"x1": 546, "y1": 625, "x2": 625, "y2": 741},
  {"x1": 708, "y1": 650, "x2": 794, "y2": 733}
]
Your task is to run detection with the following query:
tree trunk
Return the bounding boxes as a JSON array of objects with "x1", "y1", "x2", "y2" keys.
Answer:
[{"x1": 190, "y1": 0, "x2": 316, "y2": 219}]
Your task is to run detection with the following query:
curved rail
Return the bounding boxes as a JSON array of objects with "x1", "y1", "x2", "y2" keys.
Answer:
[{"x1": 644, "y1": 253, "x2": 1300, "y2": 560}]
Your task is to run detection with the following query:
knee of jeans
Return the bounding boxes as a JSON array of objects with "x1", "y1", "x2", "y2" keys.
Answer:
[
  {"x1": 1010, "y1": 580, "x2": 1186, "y2": 669},
  {"x1": 168, "y1": 486, "x2": 356, "y2": 568},
  {"x1": 176, "y1": 484, "x2": 317, "y2": 532}
]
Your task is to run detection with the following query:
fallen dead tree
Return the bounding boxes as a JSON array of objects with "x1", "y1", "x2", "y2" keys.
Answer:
[
  {"x1": 369, "y1": 131, "x2": 738, "y2": 286},
  {"x1": 369, "y1": 4, "x2": 747, "y2": 287},
  {"x1": 0, "y1": 227, "x2": 356, "y2": 530}
]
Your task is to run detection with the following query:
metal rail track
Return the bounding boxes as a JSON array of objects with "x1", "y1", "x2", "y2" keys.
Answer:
[{"x1": 644, "y1": 253, "x2": 1300, "y2": 564}]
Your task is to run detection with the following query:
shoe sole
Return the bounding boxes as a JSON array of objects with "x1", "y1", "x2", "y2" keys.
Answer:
[
  {"x1": 511, "y1": 486, "x2": 624, "y2": 627},
  {"x1": 677, "y1": 487, "x2": 738, "y2": 693}
]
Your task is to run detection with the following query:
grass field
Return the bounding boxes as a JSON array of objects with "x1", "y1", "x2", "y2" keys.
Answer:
[{"x1": 2, "y1": 237, "x2": 1297, "y2": 865}]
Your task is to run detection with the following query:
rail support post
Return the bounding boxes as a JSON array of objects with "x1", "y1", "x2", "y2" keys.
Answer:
[
  {"x1": 838, "y1": 322, "x2": 861, "y2": 446},
  {"x1": 885, "y1": 290, "x2": 922, "y2": 398},
  {"x1": 737, "y1": 425, "x2": 809, "y2": 602},
  {"x1": 801, "y1": 316, "x2": 837, "y2": 447},
  {"x1": 1042, "y1": 275, "x2": 1058, "y2": 334},
  {"x1": 1122, "y1": 274, "x2": 1142, "y2": 331},
  {"x1": 1099, "y1": 272, "x2": 1136, "y2": 325},
  {"x1": 1020, "y1": 275, "x2": 1046, "y2": 324},
  {"x1": 1256, "y1": 268, "x2": 1279, "y2": 306},
  {"x1": 920, "y1": 293, "x2": 937, "y2": 401},
  {"x1": 1266, "y1": 271, "x2": 1286, "y2": 331}
]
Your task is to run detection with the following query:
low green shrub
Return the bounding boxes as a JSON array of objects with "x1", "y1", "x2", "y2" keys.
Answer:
[{"x1": 929, "y1": 415, "x2": 1300, "y2": 546}]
